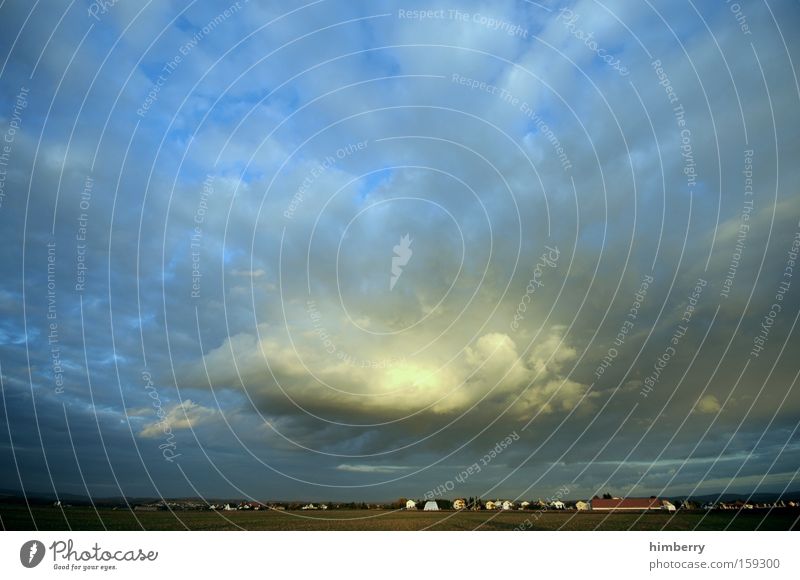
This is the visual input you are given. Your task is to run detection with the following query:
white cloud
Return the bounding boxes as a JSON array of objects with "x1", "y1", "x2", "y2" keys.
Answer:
[
  {"x1": 695, "y1": 395, "x2": 721, "y2": 415},
  {"x1": 139, "y1": 400, "x2": 217, "y2": 439},
  {"x1": 336, "y1": 464, "x2": 409, "y2": 473}
]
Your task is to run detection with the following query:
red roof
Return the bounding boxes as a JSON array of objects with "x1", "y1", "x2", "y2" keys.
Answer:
[{"x1": 590, "y1": 498, "x2": 661, "y2": 510}]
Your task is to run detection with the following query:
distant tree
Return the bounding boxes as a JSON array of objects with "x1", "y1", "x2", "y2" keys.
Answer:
[{"x1": 602, "y1": 493, "x2": 613, "y2": 500}]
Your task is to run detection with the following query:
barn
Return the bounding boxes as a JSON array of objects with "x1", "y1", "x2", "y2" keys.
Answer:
[{"x1": 423, "y1": 501, "x2": 439, "y2": 511}]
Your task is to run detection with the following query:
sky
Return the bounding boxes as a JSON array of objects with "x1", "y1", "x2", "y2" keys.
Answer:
[{"x1": 0, "y1": 0, "x2": 799, "y2": 503}]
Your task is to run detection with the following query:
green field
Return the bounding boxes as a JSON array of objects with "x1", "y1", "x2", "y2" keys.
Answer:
[{"x1": 1, "y1": 504, "x2": 797, "y2": 531}]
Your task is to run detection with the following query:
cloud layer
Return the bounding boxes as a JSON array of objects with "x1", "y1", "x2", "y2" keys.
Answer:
[{"x1": 0, "y1": 0, "x2": 798, "y2": 502}]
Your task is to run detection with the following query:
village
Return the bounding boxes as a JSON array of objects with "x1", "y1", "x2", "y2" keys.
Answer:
[{"x1": 123, "y1": 494, "x2": 800, "y2": 513}]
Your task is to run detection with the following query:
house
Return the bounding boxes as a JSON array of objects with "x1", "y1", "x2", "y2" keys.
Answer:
[
  {"x1": 575, "y1": 501, "x2": 590, "y2": 511},
  {"x1": 589, "y1": 497, "x2": 662, "y2": 511},
  {"x1": 485, "y1": 500, "x2": 497, "y2": 510},
  {"x1": 301, "y1": 503, "x2": 318, "y2": 510},
  {"x1": 320, "y1": 504, "x2": 329, "y2": 510},
  {"x1": 550, "y1": 500, "x2": 565, "y2": 510},
  {"x1": 423, "y1": 501, "x2": 439, "y2": 511},
  {"x1": 405, "y1": 499, "x2": 417, "y2": 510},
  {"x1": 502, "y1": 500, "x2": 515, "y2": 510},
  {"x1": 223, "y1": 503, "x2": 236, "y2": 511},
  {"x1": 453, "y1": 499, "x2": 466, "y2": 510},
  {"x1": 520, "y1": 501, "x2": 530, "y2": 509},
  {"x1": 661, "y1": 501, "x2": 676, "y2": 512}
]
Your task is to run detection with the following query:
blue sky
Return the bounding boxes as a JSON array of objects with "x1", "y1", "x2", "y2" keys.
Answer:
[{"x1": 0, "y1": 0, "x2": 799, "y2": 503}]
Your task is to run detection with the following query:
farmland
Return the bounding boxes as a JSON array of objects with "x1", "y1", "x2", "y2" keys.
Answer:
[{"x1": 1, "y1": 503, "x2": 797, "y2": 531}]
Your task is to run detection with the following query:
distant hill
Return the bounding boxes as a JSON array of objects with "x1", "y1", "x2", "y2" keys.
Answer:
[{"x1": 671, "y1": 491, "x2": 800, "y2": 503}]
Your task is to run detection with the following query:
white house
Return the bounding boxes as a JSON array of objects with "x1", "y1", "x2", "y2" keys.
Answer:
[
  {"x1": 550, "y1": 500, "x2": 565, "y2": 510},
  {"x1": 502, "y1": 500, "x2": 515, "y2": 510},
  {"x1": 661, "y1": 501, "x2": 676, "y2": 512},
  {"x1": 406, "y1": 499, "x2": 417, "y2": 510},
  {"x1": 301, "y1": 503, "x2": 318, "y2": 510},
  {"x1": 485, "y1": 501, "x2": 497, "y2": 510},
  {"x1": 575, "y1": 501, "x2": 590, "y2": 511},
  {"x1": 520, "y1": 501, "x2": 530, "y2": 509},
  {"x1": 424, "y1": 501, "x2": 439, "y2": 511},
  {"x1": 453, "y1": 499, "x2": 466, "y2": 510}
]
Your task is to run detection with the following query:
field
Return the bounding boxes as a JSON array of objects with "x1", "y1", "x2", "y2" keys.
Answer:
[{"x1": 1, "y1": 504, "x2": 798, "y2": 531}]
